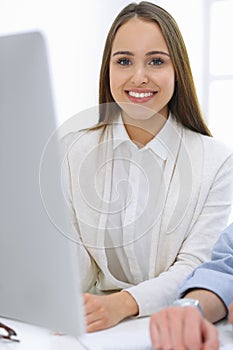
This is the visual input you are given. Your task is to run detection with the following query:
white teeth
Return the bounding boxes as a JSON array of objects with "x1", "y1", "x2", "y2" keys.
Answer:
[{"x1": 128, "y1": 91, "x2": 153, "y2": 98}]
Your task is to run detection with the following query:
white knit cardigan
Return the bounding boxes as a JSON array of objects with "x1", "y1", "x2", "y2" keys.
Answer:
[{"x1": 61, "y1": 117, "x2": 233, "y2": 316}]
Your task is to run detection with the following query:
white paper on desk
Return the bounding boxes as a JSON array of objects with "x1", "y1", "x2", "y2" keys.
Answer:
[{"x1": 80, "y1": 317, "x2": 153, "y2": 350}]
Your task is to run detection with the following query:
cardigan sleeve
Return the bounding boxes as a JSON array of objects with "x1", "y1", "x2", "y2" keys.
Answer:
[
  {"x1": 125, "y1": 152, "x2": 233, "y2": 317},
  {"x1": 178, "y1": 223, "x2": 233, "y2": 310},
  {"x1": 60, "y1": 133, "x2": 99, "y2": 292}
]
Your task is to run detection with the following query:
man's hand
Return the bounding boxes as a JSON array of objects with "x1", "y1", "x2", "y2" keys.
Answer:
[
  {"x1": 83, "y1": 291, "x2": 138, "y2": 332},
  {"x1": 149, "y1": 306, "x2": 219, "y2": 350}
]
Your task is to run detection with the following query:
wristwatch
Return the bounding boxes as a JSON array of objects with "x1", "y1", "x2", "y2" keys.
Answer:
[{"x1": 172, "y1": 298, "x2": 205, "y2": 316}]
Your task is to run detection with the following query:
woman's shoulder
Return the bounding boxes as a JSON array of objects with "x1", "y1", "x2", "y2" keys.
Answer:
[
  {"x1": 60, "y1": 125, "x2": 109, "y2": 152},
  {"x1": 184, "y1": 127, "x2": 233, "y2": 159},
  {"x1": 201, "y1": 134, "x2": 233, "y2": 161}
]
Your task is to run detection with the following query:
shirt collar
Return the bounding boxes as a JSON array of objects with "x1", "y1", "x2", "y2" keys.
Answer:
[
  {"x1": 112, "y1": 114, "x2": 130, "y2": 150},
  {"x1": 112, "y1": 112, "x2": 178, "y2": 161}
]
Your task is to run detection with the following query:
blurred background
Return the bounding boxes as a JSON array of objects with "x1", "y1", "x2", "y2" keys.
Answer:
[{"x1": 0, "y1": 0, "x2": 232, "y2": 147}]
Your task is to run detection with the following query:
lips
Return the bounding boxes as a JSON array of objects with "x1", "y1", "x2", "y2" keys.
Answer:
[{"x1": 126, "y1": 90, "x2": 157, "y2": 103}]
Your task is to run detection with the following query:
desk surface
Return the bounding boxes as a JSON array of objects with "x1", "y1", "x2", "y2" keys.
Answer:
[{"x1": 0, "y1": 316, "x2": 232, "y2": 350}]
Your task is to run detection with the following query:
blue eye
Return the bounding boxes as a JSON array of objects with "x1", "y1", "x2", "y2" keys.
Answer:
[
  {"x1": 117, "y1": 58, "x2": 131, "y2": 66},
  {"x1": 150, "y1": 58, "x2": 164, "y2": 66}
]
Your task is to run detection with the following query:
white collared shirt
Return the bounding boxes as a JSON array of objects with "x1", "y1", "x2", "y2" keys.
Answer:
[{"x1": 105, "y1": 115, "x2": 172, "y2": 284}]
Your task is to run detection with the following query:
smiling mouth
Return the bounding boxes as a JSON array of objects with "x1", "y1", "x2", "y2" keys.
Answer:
[
  {"x1": 126, "y1": 90, "x2": 157, "y2": 103},
  {"x1": 128, "y1": 91, "x2": 154, "y2": 98}
]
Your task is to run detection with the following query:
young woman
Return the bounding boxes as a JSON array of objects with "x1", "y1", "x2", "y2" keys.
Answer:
[{"x1": 61, "y1": 2, "x2": 233, "y2": 332}]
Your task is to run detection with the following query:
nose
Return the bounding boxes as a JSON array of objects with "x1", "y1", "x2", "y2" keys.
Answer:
[{"x1": 130, "y1": 64, "x2": 149, "y2": 85}]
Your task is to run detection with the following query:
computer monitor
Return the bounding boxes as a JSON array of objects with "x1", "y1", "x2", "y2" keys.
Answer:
[{"x1": 0, "y1": 31, "x2": 85, "y2": 338}]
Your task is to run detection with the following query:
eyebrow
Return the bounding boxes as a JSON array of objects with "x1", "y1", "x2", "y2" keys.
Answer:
[
  {"x1": 112, "y1": 50, "x2": 170, "y2": 57},
  {"x1": 146, "y1": 50, "x2": 170, "y2": 57}
]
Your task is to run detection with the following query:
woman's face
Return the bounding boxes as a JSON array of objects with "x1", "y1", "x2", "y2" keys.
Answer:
[{"x1": 109, "y1": 17, "x2": 175, "y2": 122}]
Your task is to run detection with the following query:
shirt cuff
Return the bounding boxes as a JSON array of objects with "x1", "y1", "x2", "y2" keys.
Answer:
[{"x1": 178, "y1": 268, "x2": 233, "y2": 311}]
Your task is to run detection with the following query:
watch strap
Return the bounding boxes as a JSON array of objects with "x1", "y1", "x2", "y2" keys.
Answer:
[{"x1": 172, "y1": 298, "x2": 205, "y2": 317}]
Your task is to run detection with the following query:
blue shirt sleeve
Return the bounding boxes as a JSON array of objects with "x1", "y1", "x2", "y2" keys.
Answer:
[{"x1": 178, "y1": 223, "x2": 233, "y2": 309}]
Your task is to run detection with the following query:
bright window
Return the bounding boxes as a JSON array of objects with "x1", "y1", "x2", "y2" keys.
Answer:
[{"x1": 207, "y1": 0, "x2": 233, "y2": 148}]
